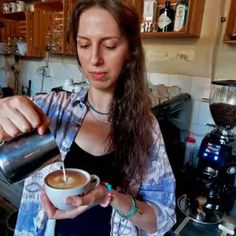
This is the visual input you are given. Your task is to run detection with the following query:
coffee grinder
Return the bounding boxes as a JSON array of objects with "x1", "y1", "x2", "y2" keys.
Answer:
[
  {"x1": 195, "y1": 80, "x2": 236, "y2": 220},
  {"x1": 178, "y1": 80, "x2": 236, "y2": 224}
]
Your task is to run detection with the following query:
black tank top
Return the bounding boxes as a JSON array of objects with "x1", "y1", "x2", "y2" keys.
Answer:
[{"x1": 55, "y1": 142, "x2": 123, "y2": 236}]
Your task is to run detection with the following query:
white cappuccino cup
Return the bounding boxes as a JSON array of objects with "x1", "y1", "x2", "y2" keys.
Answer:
[{"x1": 44, "y1": 168, "x2": 100, "y2": 210}]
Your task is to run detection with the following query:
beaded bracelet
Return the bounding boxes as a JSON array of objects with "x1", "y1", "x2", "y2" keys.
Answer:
[
  {"x1": 116, "y1": 194, "x2": 142, "y2": 220},
  {"x1": 100, "y1": 182, "x2": 113, "y2": 208}
]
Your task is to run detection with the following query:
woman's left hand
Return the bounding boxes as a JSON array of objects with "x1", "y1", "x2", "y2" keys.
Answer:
[{"x1": 40, "y1": 185, "x2": 107, "y2": 219}]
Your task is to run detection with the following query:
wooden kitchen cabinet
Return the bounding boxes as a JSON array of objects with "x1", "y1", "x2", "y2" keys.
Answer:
[
  {"x1": 0, "y1": 1, "x2": 36, "y2": 56},
  {"x1": 62, "y1": 0, "x2": 77, "y2": 55},
  {"x1": 224, "y1": 0, "x2": 236, "y2": 44},
  {"x1": 0, "y1": 19, "x2": 19, "y2": 42},
  {"x1": 0, "y1": 0, "x2": 64, "y2": 57},
  {"x1": 33, "y1": 1, "x2": 63, "y2": 56},
  {"x1": 1, "y1": 0, "x2": 206, "y2": 57}
]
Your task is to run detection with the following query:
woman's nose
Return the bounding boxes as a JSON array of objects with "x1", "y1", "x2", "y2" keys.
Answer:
[{"x1": 90, "y1": 47, "x2": 103, "y2": 65}]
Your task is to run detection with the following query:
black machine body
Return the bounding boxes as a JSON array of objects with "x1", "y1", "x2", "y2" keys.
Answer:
[{"x1": 194, "y1": 128, "x2": 236, "y2": 213}]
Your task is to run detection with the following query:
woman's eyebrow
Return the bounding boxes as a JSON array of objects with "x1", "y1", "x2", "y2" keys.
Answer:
[{"x1": 77, "y1": 35, "x2": 121, "y2": 41}]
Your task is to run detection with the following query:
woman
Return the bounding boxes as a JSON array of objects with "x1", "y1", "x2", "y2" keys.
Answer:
[{"x1": 0, "y1": 0, "x2": 176, "y2": 235}]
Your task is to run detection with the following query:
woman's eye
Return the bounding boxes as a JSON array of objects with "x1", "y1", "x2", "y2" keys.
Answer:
[
  {"x1": 104, "y1": 45, "x2": 116, "y2": 50},
  {"x1": 79, "y1": 45, "x2": 89, "y2": 49}
]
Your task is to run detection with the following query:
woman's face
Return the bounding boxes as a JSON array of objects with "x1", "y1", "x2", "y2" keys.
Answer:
[{"x1": 77, "y1": 7, "x2": 130, "y2": 92}]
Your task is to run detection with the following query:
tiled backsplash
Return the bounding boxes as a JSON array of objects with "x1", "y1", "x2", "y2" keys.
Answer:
[
  {"x1": 149, "y1": 73, "x2": 214, "y2": 147},
  {"x1": 19, "y1": 57, "x2": 84, "y2": 95},
  {"x1": 0, "y1": 55, "x2": 84, "y2": 96},
  {"x1": 0, "y1": 55, "x2": 216, "y2": 148}
]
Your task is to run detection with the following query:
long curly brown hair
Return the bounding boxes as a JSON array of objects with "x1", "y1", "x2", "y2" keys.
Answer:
[{"x1": 69, "y1": 0, "x2": 154, "y2": 190}]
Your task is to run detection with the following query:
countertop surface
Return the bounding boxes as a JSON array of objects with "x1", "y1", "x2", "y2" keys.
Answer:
[
  {"x1": 169, "y1": 201, "x2": 236, "y2": 236},
  {"x1": 176, "y1": 217, "x2": 234, "y2": 236}
]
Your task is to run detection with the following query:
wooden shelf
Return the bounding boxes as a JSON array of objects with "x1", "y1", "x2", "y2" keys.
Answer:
[
  {"x1": 224, "y1": 40, "x2": 236, "y2": 45},
  {"x1": 142, "y1": 31, "x2": 199, "y2": 38},
  {"x1": 137, "y1": 0, "x2": 205, "y2": 39},
  {"x1": 34, "y1": 0, "x2": 63, "y2": 11},
  {"x1": 0, "y1": 0, "x2": 206, "y2": 57},
  {"x1": 1, "y1": 11, "x2": 26, "y2": 20}
]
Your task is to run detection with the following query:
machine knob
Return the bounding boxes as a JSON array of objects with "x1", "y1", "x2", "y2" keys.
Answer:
[
  {"x1": 204, "y1": 166, "x2": 218, "y2": 177},
  {"x1": 227, "y1": 166, "x2": 236, "y2": 175}
]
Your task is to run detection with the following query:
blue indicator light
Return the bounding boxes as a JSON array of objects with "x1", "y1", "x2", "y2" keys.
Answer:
[
  {"x1": 214, "y1": 156, "x2": 218, "y2": 161},
  {"x1": 204, "y1": 153, "x2": 208, "y2": 157}
]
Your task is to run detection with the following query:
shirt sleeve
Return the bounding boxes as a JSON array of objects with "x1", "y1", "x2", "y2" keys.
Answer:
[{"x1": 138, "y1": 119, "x2": 176, "y2": 236}]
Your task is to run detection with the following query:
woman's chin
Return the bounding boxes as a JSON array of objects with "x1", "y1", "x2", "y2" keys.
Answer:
[{"x1": 89, "y1": 81, "x2": 116, "y2": 92}]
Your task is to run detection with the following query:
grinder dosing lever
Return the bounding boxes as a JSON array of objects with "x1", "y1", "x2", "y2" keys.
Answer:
[{"x1": 195, "y1": 195, "x2": 207, "y2": 221}]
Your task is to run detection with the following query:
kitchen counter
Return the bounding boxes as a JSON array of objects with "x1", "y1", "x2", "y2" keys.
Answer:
[
  {"x1": 0, "y1": 171, "x2": 23, "y2": 208},
  {"x1": 166, "y1": 198, "x2": 236, "y2": 236},
  {"x1": 174, "y1": 217, "x2": 226, "y2": 236}
]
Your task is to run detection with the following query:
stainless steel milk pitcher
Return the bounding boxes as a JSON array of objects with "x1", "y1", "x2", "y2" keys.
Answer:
[{"x1": 0, "y1": 130, "x2": 60, "y2": 184}]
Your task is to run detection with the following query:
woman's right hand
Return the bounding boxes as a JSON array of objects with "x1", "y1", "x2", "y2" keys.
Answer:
[{"x1": 0, "y1": 96, "x2": 50, "y2": 141}]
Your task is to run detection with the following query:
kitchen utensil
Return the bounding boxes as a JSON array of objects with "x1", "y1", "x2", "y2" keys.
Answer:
[{"x1": 0, "y1": 130, "x2": 60, "y2": 184}]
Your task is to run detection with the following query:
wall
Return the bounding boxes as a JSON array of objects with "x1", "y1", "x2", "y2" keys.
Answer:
[
  {"x1": 0, "y1": 0, "x2": 235, "y2": 148},
  {"x1": 144, "y1": 0, "x2": 236, "y2": 80},
  {"x1": 18, "y1": 55, "x2": 84, "y2": 95},
  {"x1": 146, "y1": 0, "x2": 236, "y2": 148}
]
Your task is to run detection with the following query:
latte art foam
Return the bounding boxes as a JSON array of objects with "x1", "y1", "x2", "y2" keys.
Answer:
[{"x1": 46, "y1": 170, "x2": 88, "y2": 189}]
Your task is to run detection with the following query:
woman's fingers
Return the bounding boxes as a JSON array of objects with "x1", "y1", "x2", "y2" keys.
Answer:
[
  {"x1": 66, "y1": 194, "x2": 94, "y2": 207},
  {"x1": 66, "y1": 185, "x2": 105, "y2": 207},
  {"x1": 0, "y1": 124, "x2": 11, "y2": 141},
  {"x1": 11, "y1": 97, "x2": 44, "y2": 130},
  {"x1": 40, "y1": 188, "x2": 57, "y2": 217},
  {"x1": 0, "y1": 120, "x2": 20, "y2": 140},
  {"x1": 40, "y1": 188, "x2": 89, "y2": 219},
  {"x1": 33, "y1": 104, "x2": 50, "y2": 135},
  {"x1": 0, "y1": 96, "x2": 50, "y2": 140}
]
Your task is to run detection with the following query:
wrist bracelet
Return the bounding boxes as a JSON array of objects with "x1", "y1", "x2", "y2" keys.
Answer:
[
  {"x1": 100, "y1": 182, "x2": 112, "y2": 208},
  {"x1": 116, "y1": 194, "x2": 142, "y2": 220}
]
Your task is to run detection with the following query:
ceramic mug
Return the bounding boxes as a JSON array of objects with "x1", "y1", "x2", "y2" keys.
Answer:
[
  {"x1": 44, "y1": 168, "x2": 100, "y2": 210},
  {"x1": 16, "y1": 1, "x2": 26, "y2": 12},
  {"x1": 3, "y1": 3, "x2": 10, "y2": 14},
  {"x1": 17, "y1": 42, "x2": 27, "y2": 56},
  {"x1": 9, "y1": 2, "x2": 17, "y2": 13},
  {"x1": 63, "y1": 78, "x2": 74, "y2": 92}
]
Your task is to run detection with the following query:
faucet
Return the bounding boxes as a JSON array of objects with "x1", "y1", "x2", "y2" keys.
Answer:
[{"x1": 36, "y1": 51, "x2": 50, "y2": 92}]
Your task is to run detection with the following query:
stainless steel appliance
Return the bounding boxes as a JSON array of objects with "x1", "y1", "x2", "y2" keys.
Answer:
[
  {"x1": 152, "y1": 93, "x2": 192, "y2": 196},
  {"x1": 179, "y1": 80, "x2": 236, "y2": 224}
]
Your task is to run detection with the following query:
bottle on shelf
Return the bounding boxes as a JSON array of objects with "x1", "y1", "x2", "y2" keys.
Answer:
[
  {"x1": 17, "y1": 37, "x2": 27, "y2": 56},
  {"x1": 157, "y1": 1, "x2": 175, "y2": 32},
  {"x1": 142, "y1": 0, "x2": 158, "y2": 32},
  {"x1": 174, "y1": 0, "x2": 189, "y2": 32}
]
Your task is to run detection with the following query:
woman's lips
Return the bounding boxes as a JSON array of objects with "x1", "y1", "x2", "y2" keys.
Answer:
[{"x1": 90, "y1": 72, "x2": 107, "y2": 80}]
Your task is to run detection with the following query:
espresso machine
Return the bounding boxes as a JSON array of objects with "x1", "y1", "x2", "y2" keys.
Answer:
[{"x1": 178, "y1": 80, "x2": 236, "y2": 224}]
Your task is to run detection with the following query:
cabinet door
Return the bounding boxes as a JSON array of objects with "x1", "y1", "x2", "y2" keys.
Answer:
[
  {"x1": 33, "y1": 1, "x2": 63, "y2": 56},
  {"x1": 0, "y1": 19, "x2": 19, "y2": 43},
  {"x1": 224, "y1": 0, "x2": 236, "y2": 44},
  {"x1": 62, "y1": 0, "x2": 77, "y2": 55},
  {"x1": 0, "y1": 0, "x2": 64, "y2": 57},
  {"x1": 33, "y1": 8, "x2": 64, "y2": 55}
]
